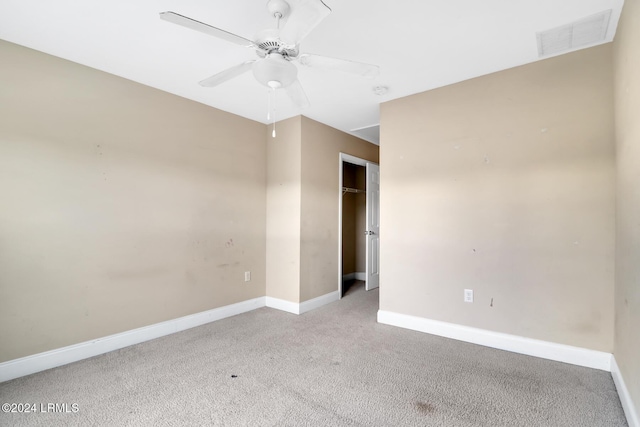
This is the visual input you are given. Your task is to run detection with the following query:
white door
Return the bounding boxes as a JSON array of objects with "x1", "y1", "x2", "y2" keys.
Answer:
[{"x1": 365, "y1": 163, "x2": 380, "y2": 291}]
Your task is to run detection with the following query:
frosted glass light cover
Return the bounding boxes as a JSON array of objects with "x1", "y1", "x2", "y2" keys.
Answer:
[{"x1": 252, "y1": 54, "x2": 297, "y2": 88}]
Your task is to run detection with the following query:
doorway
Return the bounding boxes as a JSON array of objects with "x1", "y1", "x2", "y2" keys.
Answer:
[{"x1": 338, "y1": 153, "x2": 380, "y2": 298}]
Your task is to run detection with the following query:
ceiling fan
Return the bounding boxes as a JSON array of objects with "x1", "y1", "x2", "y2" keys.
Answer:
[{"x1": 159, "y1": 0, "x2": 380, "y2": 110}]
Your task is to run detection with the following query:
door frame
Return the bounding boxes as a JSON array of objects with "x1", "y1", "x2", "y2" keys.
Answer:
[{"x1": 337, "y1": 153, "x2": 377, "y2": 298}]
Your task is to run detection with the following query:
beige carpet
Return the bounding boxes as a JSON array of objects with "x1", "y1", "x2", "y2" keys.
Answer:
[{"x1": 0, "y1": 282, "x2": 627, "y2": 426}]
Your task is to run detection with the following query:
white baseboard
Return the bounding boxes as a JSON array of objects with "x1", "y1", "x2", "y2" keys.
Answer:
[
  {"x1": 266, "y1": 291, "x2": 340, "y2": 315},
  {"x1": 612, "y1": 356, "x2": 639, "y2": 427},
  {"x1": 265, "y1": 296, "x2": 300, "y2": 314},
  {"x1": 0, "y1": 297, "x2": 266, "y2": 383},
  {"x1": 342, "y1": 272, "x2": 366, "y2": 281},
  {"x1": 377, "y1": 310, "x2": 612, "y2": 371},
  {"x1": 299, "y1": 291, "x2": 340, "y2": 314}
]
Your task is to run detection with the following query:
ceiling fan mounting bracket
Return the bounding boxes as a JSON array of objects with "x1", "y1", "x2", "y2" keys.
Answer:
[{"x1": 267, "y1": 0, "x2": 290, "y2": 20}]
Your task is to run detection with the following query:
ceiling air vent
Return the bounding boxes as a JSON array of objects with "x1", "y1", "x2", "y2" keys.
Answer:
[{"x1": 536, "y1": 9, "x2": 612, "y2": 57}]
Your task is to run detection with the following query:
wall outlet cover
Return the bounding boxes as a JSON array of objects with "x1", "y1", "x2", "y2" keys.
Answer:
[{"x1": 464, "y1": 289, "x2": 474, "y2": 303}]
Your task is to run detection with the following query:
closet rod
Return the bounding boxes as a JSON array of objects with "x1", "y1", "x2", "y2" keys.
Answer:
[{"x1": 342, "y1": 187, "x2": 366, "y2": 195}]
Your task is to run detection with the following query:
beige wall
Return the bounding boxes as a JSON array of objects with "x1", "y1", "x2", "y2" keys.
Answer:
[
  {"x1": 300, "y1": 117, "x2": 379, "y2": 301},
  {"x1": 380, "y1": 45, "x2": 615, "y2": 351},
  {"x1": 0, "y1": 40, "x2": 267, "y2": 362},
  {"x1": 614, "y1": 0, "x2": 640, "y2": 415},
  {"x1": 266, "y1": 116, "x2": 302, "y2": 302}
]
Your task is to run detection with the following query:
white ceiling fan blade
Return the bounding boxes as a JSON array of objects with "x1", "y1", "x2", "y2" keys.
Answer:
[
  {"x1": 199, "y1": 61, "x2": 256, "y2": 87},
  {"x1": 284, "y1": 80, "x2": 310, "y2": 108},
  {"x1": 279, "y1": 0, "x2": 331, "y2": 46},
  {"x1": 160, "y1": 11, "x2": 256, "y2": 48},
  {"x1": 298, "y1": 54, "x2": 380, "y2": 78}
]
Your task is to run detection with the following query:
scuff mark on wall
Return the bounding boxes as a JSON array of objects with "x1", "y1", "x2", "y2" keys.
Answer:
[
  {"x1": 217, "y1": 261, "x2": 239, "y2": 269},
  {"x1": 185, "y1": 270, "x2": 196, "y2": 286},
  {"x1": 106, "y1": 267, "x2": 169, "y2": 281}
]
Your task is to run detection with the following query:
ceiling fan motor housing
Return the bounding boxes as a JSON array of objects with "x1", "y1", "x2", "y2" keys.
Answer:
[
  {"x1": 252, "y1": 53, "x2": 298, "y2": 88},
  {"x1": 254, "y1": 28, "x2": 298, "y2": 58}
]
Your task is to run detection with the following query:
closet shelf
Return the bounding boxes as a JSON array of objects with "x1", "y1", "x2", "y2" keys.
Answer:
[{"x1": 342, "y1": 187, "x2": 366, "y2": 195}]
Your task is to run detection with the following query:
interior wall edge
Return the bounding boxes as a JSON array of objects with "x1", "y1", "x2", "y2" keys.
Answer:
[
  {"x1": 265, "y1": 290, "x2": 340, "y2": 315},
  {"x1": 612, "y1": 355, "x2": 640, "y2": 427}
]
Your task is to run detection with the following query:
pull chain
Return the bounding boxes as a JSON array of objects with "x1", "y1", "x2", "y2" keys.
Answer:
[
  {"x1": 269, "y1": 11, "x2": 282, "y2": 138},
  {"x1": 271, "y1": 88, "x2": 277, "y2": 138},
  {"x1": 267, "y1": 88, "x2": 271, "y2": 121}
]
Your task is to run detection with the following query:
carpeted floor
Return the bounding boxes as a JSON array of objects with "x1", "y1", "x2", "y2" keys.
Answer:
[{"x1": 0, "y1": 282, "x2": 627, "y2": 426}]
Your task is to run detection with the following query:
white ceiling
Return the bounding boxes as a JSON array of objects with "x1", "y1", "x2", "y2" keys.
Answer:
[{"x1": 0, "y1": 0, "x2": 624, "y2": 145}]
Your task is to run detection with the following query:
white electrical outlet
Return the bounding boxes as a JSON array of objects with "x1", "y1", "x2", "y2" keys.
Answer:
[
  {"x1": 244, "y1": 271, "x2": 251, "y2": 282},
  {"x1": 464, "y1": 289, "x2": 474, "y2": 303}
]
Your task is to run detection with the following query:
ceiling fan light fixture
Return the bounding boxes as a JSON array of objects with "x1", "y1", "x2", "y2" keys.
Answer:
[
  {"x1": 162, "y1": 1, "x2": 375, "y2": 113},
  {"x1": 253, "y1": 53, "x2": 297, "y2": 89}
]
